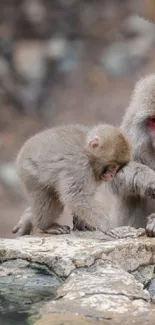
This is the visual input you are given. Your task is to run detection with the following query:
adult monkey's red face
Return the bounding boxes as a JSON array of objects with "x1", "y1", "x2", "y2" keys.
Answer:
[
  {"x1": 149, "y1": 116, "x2": 155, "y2": 129},
  {"x1": 149, "y1": 116, "x2": 155, "y2": 149},
  {"x1": 149, "y1": 116, "x2": 155, "y2": 131}
]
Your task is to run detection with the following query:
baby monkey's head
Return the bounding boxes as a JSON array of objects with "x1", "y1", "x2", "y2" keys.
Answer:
[{"x1": 86, "y1": 124, "x2": 131, "y2": 181}]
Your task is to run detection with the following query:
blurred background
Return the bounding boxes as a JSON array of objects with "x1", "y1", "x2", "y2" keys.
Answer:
[{"x1": 0, "y1": 0, "x2": 155, "y2": 238}]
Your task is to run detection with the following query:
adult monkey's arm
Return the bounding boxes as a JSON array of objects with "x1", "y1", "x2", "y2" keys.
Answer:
[{"x1": 112, "y1": 161, "x2": 155, "y2": 199}]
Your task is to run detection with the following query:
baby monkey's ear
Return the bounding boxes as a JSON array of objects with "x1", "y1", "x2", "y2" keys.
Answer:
[{"x1": 88, "y1": 136, "x2": 100, "y2": 149}]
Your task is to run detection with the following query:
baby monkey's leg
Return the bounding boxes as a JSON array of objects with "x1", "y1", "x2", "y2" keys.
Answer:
[
  {"x1": 73, "y1": 215, "x2": 96, "y2": 231},
  {"x1": 30, "y1": 187, "x2": 70, "y2": 235},
  {"x1": 12, "y1": 207, "x2": 33, "y2": 236}
]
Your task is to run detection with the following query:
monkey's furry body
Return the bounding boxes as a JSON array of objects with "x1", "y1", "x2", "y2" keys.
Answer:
[{"x1": 14, "y1": 123, "x2": 130, "y2": 235}]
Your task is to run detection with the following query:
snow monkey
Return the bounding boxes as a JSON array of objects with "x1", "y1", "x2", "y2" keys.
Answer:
[
  {"x1": 12, "y1": 123, "x2": 131, "y2": 236},
  {"x1": 14, "y1": 74, "x2": 155, "y2": 238},
  {"x1": 74, "y1": 74, "x2": 155, "y2": 236}
]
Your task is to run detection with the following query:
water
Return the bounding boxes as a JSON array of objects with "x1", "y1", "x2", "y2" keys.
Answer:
[
  {"x1": 0, "y1": 260, "x2": 61, "y2": 324},
  {"x1": 0, "y1": 294, "x2": 30, "y2": 325},
  {"x1": 0, "y1": 311, "x2": 29, "y2": 325},
  {"x1": 0, "y1": 281, "x2": 56, "y2": 325}
]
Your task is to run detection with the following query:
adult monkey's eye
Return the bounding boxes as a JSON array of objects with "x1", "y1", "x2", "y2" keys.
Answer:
[
  {"x1": 149, "y1": 115, "x2": 155, "y2": 123},
  {"x1": 149, "y1": 116, "x2": 155, "y2": 130}
]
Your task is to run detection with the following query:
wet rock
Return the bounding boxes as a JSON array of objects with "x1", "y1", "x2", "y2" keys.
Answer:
[
  {"x1": 146, "y1": 278, "x2": 155, "y2": 298},
  {"x1": 0, "y1": 259, "x2": 61, "y2": 294},
  {"x1": 0, "y1": 307, "x2": 28, "y2": 325},
  {"x1": 132, "y1": 265, "x2": 155, "y2": 286},
  {"x1": 1, "y1": 231, "x2": 155, "y2": 323},
  {"x1": 0, "y1": 259, "x2": 60, "y2": 324},
  {"x1": 0, "y1": 259, "x2": 60, "y2": 309}
]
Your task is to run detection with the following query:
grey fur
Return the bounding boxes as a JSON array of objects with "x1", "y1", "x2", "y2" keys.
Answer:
[
  {"x1": 96, "y1": 74, "x2": 155, "y2": 235},
  {"x1": 13, "y1": 74, "x2": 155, "y2": 237},
  {"x1": 12, "y1": 123, "x2": 130, "y2": 235}
]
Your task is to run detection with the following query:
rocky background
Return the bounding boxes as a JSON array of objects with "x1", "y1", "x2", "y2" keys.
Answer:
[{"x1": 1, "y1": 0, "x2": 155, "y2": 237}]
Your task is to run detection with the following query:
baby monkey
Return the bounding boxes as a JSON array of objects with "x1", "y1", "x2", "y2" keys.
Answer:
[{"x1": 13, "y1": 124, "x2": 131, "y2": 235}]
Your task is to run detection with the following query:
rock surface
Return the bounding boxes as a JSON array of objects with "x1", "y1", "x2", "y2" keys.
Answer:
[{"x1": 1, "y1": 229, "x2": 155, "y2": 324}]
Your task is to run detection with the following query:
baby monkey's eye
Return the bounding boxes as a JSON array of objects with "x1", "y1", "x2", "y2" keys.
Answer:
[
  {"x1": 101, "y1": 165, "x2": 119, "y2": 181},
  {"x1": 101, "y1": 165, "x2": 117, "y2": 175},
  {"x1": 101, "y1": 165, "x2": 109, "y2": 175}
]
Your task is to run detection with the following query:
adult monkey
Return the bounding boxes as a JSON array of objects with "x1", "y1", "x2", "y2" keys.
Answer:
[
  {"x1": 120, "y1": 74, "x2": 155, "y2": 237},
  {"x1": 13, "y1": 74, "x2": 155, "y2": 237},
  {"x1": 75, "y1": 74, "x2": 155, "y2": 237}
]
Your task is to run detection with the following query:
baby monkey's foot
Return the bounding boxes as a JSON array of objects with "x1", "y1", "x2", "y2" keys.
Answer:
[
  {"x1": 45, "y1": 223, "x2": 70, "y2": 235},
  {"x1": 105, "y1": 226, "x2": 145, "y2": 239},
  {"x1": 12, "y1": 220, "x2": 32, "y2": 236},
  {"x1": 146, "y1": 213, "x2": 155, "y2": 237}
]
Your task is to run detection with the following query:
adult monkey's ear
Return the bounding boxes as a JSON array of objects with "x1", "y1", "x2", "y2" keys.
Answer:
[{"x1": 133, "y1": 0, "x2": 155, "y2": 23}]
